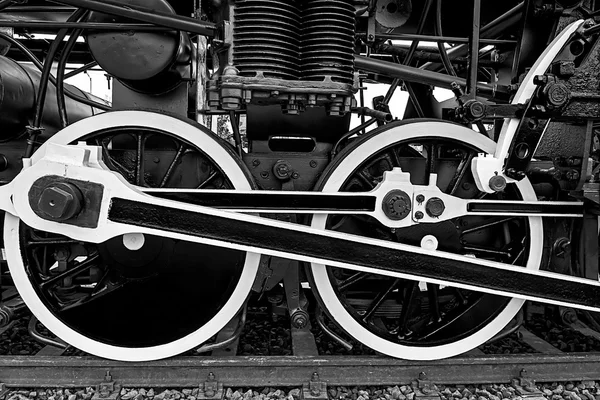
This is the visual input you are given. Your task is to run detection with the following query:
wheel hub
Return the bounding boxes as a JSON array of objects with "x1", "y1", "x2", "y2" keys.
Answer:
[{"x1": 382, "y1": 190, "x2": 412, "y2": 220}]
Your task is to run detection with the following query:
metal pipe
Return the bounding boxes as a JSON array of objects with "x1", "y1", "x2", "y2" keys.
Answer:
[
  {"x1": 435, "y1": 0, "x2": 457, "y2": 77},
  {"x1": 422, "y1": 3, "x2": 525, "y2": 71},
  {"x1": 195, "y1": 304, "x2": 247, "y2": 354},
  {"x1": 52, "y1": 0, "x2": 216, "y2": 36},
  {"x1": 352, "y1": 107, "x2": 393, "y2": 122},
  {"x1": 331, "y1": 117, "x2": 378, "y2": 158},
  {"x1": 30, "y1": 7, "x2": 88, "y2": 158},
  {"x1": 467, "y1": 0, "x2": 482, "y2": 96},
  {"x1": 367, "y1": 33, "x2": 515, "y2": 45},
  {"x1": 316, "y1": 307, "x2": 353, "y2": 352},
  {"x1": 0, "y1": 21, "x2": 174, "y2": 31},
  {"x1": 383, "y1": 0, "x2": 434, "y2": 104},
  {"x1": 0, "y1": 0, "x2": 13, "y2": 11},
  {"x1": 28, "y1": 316, "x2": 68, "y2": 349},
  {"x1": 64, "y1": 61, "x2": 98, "y2": 79},
  {"x1": 56, "y1": 27, "x2": 83, "y2": 127},
  {"x1": 354, "y1": 55, "x2": 500, "y2": 95}
]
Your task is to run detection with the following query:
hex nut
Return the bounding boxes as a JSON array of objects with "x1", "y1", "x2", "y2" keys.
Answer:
[{"x1": 37, "y1": 183, "x2": 83, "y2": 221}]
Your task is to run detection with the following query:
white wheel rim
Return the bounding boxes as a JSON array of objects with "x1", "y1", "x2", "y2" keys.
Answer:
[
  {"x1": 310, "y1": 121, "x2": 543, "y2": 360},
  {"x1": 4, "y1": 111, "x2": 260, "y2": 361}
]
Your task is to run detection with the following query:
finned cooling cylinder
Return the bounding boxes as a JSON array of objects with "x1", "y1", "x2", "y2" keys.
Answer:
[
  {"x1": 233, "y1": 0, "x2": 302, "y2": 80},
  {"x1": 301, "y1": 0, "x2": 356, "y2": 84}
]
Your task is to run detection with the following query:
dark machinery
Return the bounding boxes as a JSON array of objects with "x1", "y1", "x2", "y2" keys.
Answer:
[{"x1": 0, "y1": 0, "x2": 598, "y2": 361}]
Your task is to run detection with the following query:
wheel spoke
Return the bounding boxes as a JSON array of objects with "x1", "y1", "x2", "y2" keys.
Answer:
[
  {"x1": 197, "y1": 170, "x2": 218, "y2": 189},
  {"x1": 95, "y1": 138, "x2": 132, "y2": 180},
  {"x1": 159, "y1": 144, "x2": 186, "y2": 188},
  {"x1": 40, "y1": 253, "x2": 100, "y2": 290},
  {"x1": 338, "y1": 272, "x2": 369, "y2": 291},
  {"x1": 426, "y1": 144, "x2": 437, "y2": 181},
  {"x1": 361, "y1": 279, "x2": 399, "y2": 323},
  {"x1": 395, "y1": 281, "x2": 418, "y2": 339},
  {"x1": 26, "y1": 238, "x2": 80, "y2": 246},
  {"x1": 426, "y1": 283, "x2": 442, "y2": 323},
  {"x1": 447, "y1": 152, "x2": 475, "y2": 195},
  {"x1": 135, "y1": 133, "x2": 146, "y2": 186},
  {"x1": 462, "y1": 244, "x2": 511, "y2": 258},
  {"x1": 355, "y1": 170, "x2": 377, "y2": 188},
  {"x1": 388, "y1": 149, "x2": 402, "y2": 168},
  {"x1": 460, "y1": 216, "x2": 516, "y2": 235}
]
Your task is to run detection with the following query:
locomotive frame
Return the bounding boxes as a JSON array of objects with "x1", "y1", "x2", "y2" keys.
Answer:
[{"x1": 0, "y1": 0, "x2": 599, "y2": 362}]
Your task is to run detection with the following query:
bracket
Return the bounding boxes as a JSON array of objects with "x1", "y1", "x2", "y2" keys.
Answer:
[
  {"x1": 511, "y1": 369, "x2": 545, "y2": 400},
  {"x1": 198, "y1": 372, "x2": 224, "y2": 400},
  {"x1": 303, "y1": 372, "x2": 328, "y2": 400},
  {"x1": 412, "y1": 373, "x2": 441, "y2": 400},
  {"x1": 92, "y1": 371, "x2": 120, "y2": 400}
]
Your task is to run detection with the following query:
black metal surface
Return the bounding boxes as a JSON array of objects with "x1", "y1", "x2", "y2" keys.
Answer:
[
  {"x1": 108, "y1": 197, "x2": 600, "y2": 309},
  {"x1": 300, "y1": 0, "x2": 355, "y2": 84},
  {"x1": 149, "y1": 191, "x2": 375, "y2": 212},
  {"x1": 86, "y1": 0, "x2": 192, "y2": 94},
  {"x1": 233, "y1": 0, "x2": 302, "y2": 80},
  {"x1": 466, "y1": 201, "x2": 582, "y2": 215},
  {"x1": 504, "y1": 117, "x2": 550, "y2": 180}
]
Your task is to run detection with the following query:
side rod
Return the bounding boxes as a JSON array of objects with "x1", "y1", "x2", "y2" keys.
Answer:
[{"x1": 7, "y1": 143, "x2": 600, "y2": 313}]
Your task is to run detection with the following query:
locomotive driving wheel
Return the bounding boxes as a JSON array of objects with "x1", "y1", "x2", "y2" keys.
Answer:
[
  {"x1": 4, "y1": 111, "x2": 260, "y2": 361},
  {"x1": 309, "y1": 120, "x2": 543, "y2": 360}
]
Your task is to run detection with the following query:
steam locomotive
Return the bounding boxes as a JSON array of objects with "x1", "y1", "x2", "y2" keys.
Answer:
[{"x1": 0, "y1": 0, "x2": 599, "y2": 361}]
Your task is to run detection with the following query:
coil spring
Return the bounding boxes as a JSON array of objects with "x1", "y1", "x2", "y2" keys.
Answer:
[
  {"x1": 233, "y1": 0, "x2": 302, "y2": 80},
  {"x1": 301, "y1": 0, "x2": 356, "y2": 84}
]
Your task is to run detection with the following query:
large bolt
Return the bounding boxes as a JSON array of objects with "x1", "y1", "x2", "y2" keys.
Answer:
[
  {"x1": 425, "y1": 197, "x2": 445, "y2": 218},
  {"x1": 37, "y1": 183, "x2": 83, "y2": 221},
  {"x1": 544, "y1": 82, "x2": 570, "y2": 108},
  {"x1": 291, "y1": 310, "x2": 309, "y2": 329},
  {"x1": 382, "y1": 190, "x2": 411, "y2": 221},
  {"x1": 464, "y1": 99, "x2": 486, "y2": 120},
  {"x1": 489, "y1": 174, "x2": 507, "y2": 192},
  {"x1": 273, "y1": 160, "x2": 293, "y2": 180}
]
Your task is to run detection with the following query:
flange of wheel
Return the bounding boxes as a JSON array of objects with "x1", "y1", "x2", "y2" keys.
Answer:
[
  {"x1": 4, "y1": 111, "x2": 260, "y2": 361},
  {"x1": 308, "y1": 119, "x2": 543, "y2": 360}
]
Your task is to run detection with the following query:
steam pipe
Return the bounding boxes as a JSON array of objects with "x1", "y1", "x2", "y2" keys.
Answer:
[
  {"x1": 354, "y1": 55, "x2": 503, "y2": 96},
  {"x1": 0, "y1": 55, "x2": 107, "y2": 139},
  {"x1": 52, "y1": 0, "x2": 216, "y2": 36}
]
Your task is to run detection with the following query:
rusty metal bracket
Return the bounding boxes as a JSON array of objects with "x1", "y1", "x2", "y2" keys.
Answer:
[
  {"x1": 91, "y1": 371, "x2": 120, "y2": 400},
  {"x1": 412, "y1": 372, "x2": 441, "y2": 400},
  {"x1": 511, "y1": 369, "x2": 545, "y2": 400},
  {"x1": 198, "y1": 372, "x2": 224, "y2": 400},
  {"x1": 303, "y1": 372, "x2": 328, "y2": 400}
]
